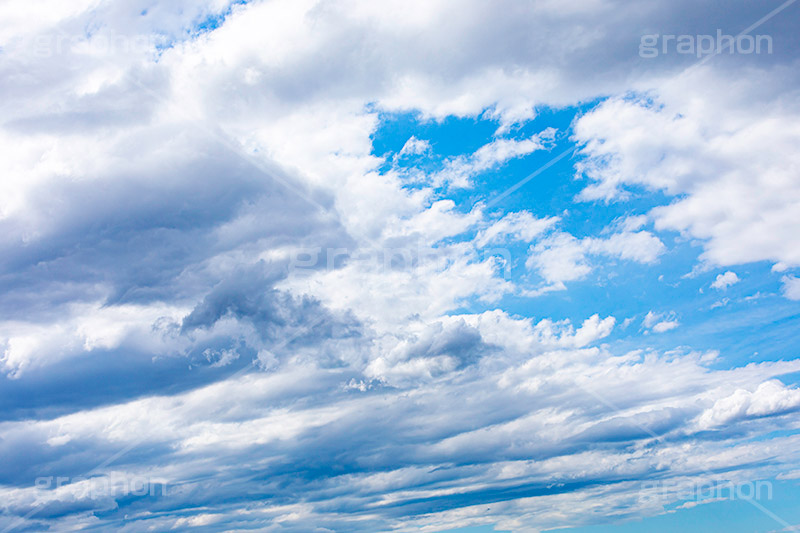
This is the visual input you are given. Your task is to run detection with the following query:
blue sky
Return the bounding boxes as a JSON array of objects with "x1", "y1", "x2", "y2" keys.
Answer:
[
  {"x1": 373, "y1": 109, "x2": 800, "y2": 371},
  {"x1": 1, "y1": 0, "x2": 800, "y2": 532}
]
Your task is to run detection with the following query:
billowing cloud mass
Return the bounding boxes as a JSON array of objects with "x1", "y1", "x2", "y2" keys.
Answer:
[{"x1": 1, "y1": 0, "x2": 800, "y2": 532}]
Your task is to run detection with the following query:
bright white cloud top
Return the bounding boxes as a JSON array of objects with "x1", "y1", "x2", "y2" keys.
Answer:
[{"x1": 1, "y1": 1, "x2": 799, "y2": 532}]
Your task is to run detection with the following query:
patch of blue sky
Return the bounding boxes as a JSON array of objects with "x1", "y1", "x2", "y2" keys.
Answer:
[
  {"x1": 371, "y1": 111, "x2": 499, "y2": 176},
  {"x1": 371, "y1": 105, "x2": 800, "y2": 373},
  {"x1": 436, "y1": 526, "x2": 510, "y2": 533},
  {"x1": 150, "y1": 0, "x2": 249, "y2": 55},
  {"x1": 437, "y1": 480, "x2": 800, "y2": 533},
  {"x1": 547, "y1": 479, "x2": 800, "y2": 533},
  {"x1": 371, "y1": 104, "x2": 671, "y2": 239},
  {"x1": 741, "y1": 427, "x2": 800, "y2": 444},
  {"x1": 194, "y1": 0, "x2": 250, "y2": 34}
]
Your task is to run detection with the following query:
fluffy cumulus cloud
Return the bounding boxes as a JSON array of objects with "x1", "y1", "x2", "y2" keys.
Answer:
[
  {"x1": 474, "y1": 211, "x2": 559, "y2": 248},
  {"x1": 643, "y1": 311, "x2": 680, "y2": 334},
  {"x1": 696, "y1": 380, "x2": 800, "y2": 430},
  {"x1": 711, "y1": 271, "x2": 741, "y2": 291},
  {"x1": 782, "y1": 275, "x2": 800, "y2": 301},
  {"x1": 573, "y1": 67, "x2": 800, "y2": 276},
  {"x1": 1, "y1": 0, "x2": 800, "y2": 532},
  {"x1": 525, "y1": 228, "x2": 665, "y2": 291}
]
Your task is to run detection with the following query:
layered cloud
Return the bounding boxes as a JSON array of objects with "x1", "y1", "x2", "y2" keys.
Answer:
[{"x1": 2, "y1": 312, "x2": 800, "y2": 532}]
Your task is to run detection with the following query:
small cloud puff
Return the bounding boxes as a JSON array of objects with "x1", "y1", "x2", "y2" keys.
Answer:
[
  {"x1": 711, "y1": 271, "x2": 740, "y2": 291},
  {"x1": 781, "y1": 275, "x2": 800, "y2": 301},
  {"x1": 397, "y1": 136, "x2": 431, "y2": 157},
  {"x1": 643, "y1": 310, "x2": 679, "y2": 333}
]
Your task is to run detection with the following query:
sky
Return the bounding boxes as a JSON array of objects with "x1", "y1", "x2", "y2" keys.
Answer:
[{"x1": 1, "y1": 0, "x2": 800, "y2": 531}]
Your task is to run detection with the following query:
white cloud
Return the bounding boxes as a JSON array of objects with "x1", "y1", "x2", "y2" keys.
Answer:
[
  {"x1": 569, "y1": 314, "x2": 616, "y2": 348},
  {"x1": 643, "y1": 311, "x2": 680, "y2": 333},
  {"x1": 781, "y1": 275, "x2": 800, "y2": 301},
  {"x1": 526, "y1": 229, "x2": 665, "y2": 288},
  {"x1": 397, "y1": 136, "x2": 431, "y2": 157},
  {"x1": 711, "y1": 271, "x2": 740, "y2": 291},
  {"x1": 574, "y1": 66, "x2": 800, "y2": 274},
  {"x1": 3, "y1": 320, "x2": 800, "y2": 532},
  {"x1": 583, "y1": 230, "x2": 665, "y2": 264},
  {"x1": 527, "y1": 232, "x2": 592, "y2": 284},
  {"x1": 474, "y1": 211, "x2": 559, "y2": 248},
  {"x1": 434, "y1": 128, "x2": 555, "y2": 187},
  {"x1": 0, "y1": 302, "x2": 188, "y2": 377},
  {"x1": 652, "y1": 320, "x2": 680, "y2": 333},
  {"x1": 613, "y1": 214, "x2": 648, "y2": 233},
  {"x1": 696, "y1": 380, "x2": 800, "y2": 430}
]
